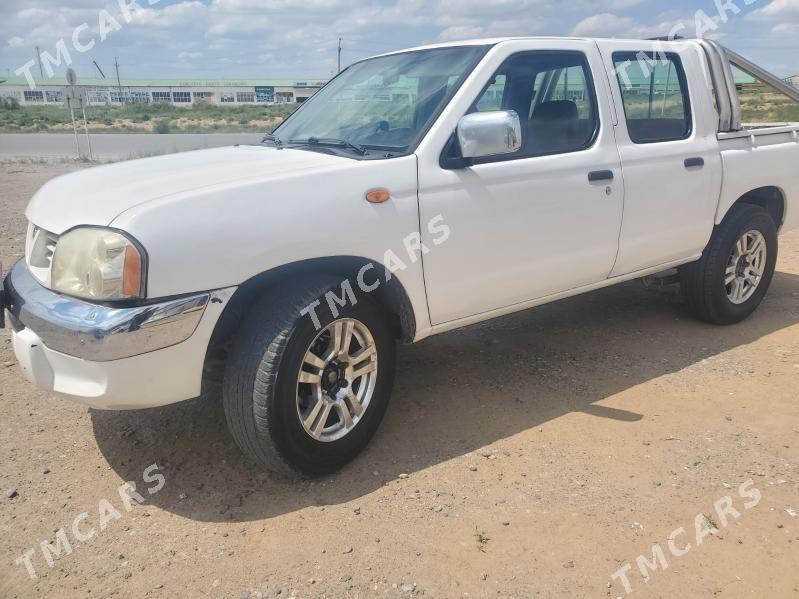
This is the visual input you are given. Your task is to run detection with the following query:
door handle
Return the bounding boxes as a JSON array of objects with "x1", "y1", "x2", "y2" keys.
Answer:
[
  {"x1": 588, "y1": 170, "x2": 614, "y2": 183},
  {"x1": 684, "y1": 157, "x2": 705, "y2": 168}
]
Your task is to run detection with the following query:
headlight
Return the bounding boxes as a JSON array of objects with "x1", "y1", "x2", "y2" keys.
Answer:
[{"x1": 51, "y1": 227, "x2": 145, "y2": 301}]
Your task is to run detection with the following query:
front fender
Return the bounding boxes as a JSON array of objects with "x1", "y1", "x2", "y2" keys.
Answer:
[{"x1": 110, "y1": 154, "x2": 432, "y2": 339}]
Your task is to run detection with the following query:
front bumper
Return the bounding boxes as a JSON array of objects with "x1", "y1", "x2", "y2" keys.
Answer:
[{"x1": 2, "y1": 260, "x2": 235, "y2": 409}]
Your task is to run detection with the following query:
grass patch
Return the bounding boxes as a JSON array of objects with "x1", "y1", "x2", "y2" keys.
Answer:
[
  {"x1": 702, "y1": 514, "x2": 719, "y2": 531},
  {"x1": 153, "y1": 118, "x2": 171, "y2": 134},
  {"x1": 1, "y1": 87, "x2": 796, "y2": 134},
  {"x1": 739, "y1": 87, "x2": 799, "y2": 122},
  {"x1": 0, "y1": 102, "x2": 299, "y2": 134},
  {"x1": 474, "y1": 526, "x2": 490, "y2": 553}
]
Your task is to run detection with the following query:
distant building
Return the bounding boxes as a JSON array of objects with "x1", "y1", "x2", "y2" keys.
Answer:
[
  {"x1": 735, "y1": 72, "x2": 759, "y2": 87},
  {"x1": 0, "y1": 77, "x2": 327, "y2": 107},
  {"x1": 784, "y1": 75, "x2": 799, "y2": 88}
]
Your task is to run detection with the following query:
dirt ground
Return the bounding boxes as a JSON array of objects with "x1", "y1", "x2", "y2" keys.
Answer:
[{"x1": 1, "y1": 162, "x2": 798, "y2": 599}]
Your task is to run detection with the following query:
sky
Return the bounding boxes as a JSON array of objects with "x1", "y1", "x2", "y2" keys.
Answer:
[{"x1": 0, "y1": 0, "x2": 797, "y2": 84}]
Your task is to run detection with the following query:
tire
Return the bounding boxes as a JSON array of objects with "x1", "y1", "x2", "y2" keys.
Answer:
[
  {"x1": 222, "y1": 278, "x2": 396, "y2": 475},
  {"x1": 680, "y1": 203, "x2": 778, "y2": 325}
]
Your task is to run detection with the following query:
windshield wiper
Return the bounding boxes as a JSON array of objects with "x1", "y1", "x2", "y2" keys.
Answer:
[
  {"x1": 262, "y1": 133, "x2": 283, "y2": 148},
  {"x1": 288, "y1": 137, "x2": 366, "y2": 156}
]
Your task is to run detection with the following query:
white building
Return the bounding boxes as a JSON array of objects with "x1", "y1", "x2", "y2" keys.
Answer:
[{"x1": 0, "y1": 77, "x2": 327, "y2": 107}]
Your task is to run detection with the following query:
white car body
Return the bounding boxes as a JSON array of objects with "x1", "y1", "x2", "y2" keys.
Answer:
[{"x1": 4, "y1": 36, "x2": 799, "y2": 410}]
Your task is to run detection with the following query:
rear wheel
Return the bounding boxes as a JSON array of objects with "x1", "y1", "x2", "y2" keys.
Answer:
[
  {"x1": 680, "y1": 204, "x2": 778, "y2": 325},
  {"x1": 222, "y1": 278, "x2": 396, "y2": 475}
]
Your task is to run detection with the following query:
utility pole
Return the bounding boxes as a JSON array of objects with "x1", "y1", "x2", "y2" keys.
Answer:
[
  {"x1": 34, "y1": 46, "x2": 44, "y2": 78},
  {"x1": 337, "y1": 38, "x2": 342, "y2": 74},
  {"x1": 114, "y1": 56, "x2": 124, "y2": 104}
]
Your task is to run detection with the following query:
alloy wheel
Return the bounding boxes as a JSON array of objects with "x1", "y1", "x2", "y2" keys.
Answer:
[
  {"x1": 725, "y1": 230, "x2": 767, "y2": 305},
  {"x1": 296, "y1": 318, "x2": 379, "y2": 442}
]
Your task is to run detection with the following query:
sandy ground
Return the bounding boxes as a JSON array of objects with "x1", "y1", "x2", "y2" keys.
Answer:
[{"x1": 1, "y1": 162, "x2": 798, "y2": 599}]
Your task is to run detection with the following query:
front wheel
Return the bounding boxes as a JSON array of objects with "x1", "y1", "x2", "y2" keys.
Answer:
[
  {"x1": 222, "y1": 279, "x2": 396, "y2": 475},
  {"x1": 680, "y1": 204, "x2": 778, "y2": 325}
]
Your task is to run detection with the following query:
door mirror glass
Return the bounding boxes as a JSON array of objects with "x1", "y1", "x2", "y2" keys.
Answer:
[{"x1": 457, "y1": 110, "x2": 522, "y2": 159}]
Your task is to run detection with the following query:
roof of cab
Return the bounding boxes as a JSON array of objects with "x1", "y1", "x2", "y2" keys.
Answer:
[
  {"x1": 377, "y1": 37, "x2": 587, "y2": 54},
  {"x1": 374, "y1": 36, "x2": 695, "y2": 56}
]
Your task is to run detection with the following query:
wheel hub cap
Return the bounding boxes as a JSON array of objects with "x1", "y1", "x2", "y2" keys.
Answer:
[
  {"x1": 725, "y1": 230, "x2": 767, "y2": 305},
  {"x1": 296, "y1": 318, "x2": 378, "y2": 443}
]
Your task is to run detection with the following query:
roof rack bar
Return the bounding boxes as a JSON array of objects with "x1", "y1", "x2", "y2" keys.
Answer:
[
  {"x1": 724, "y1": 46, "x2": 799, "y2": 105},
  {"x1": 646, "y1": 35, "x2": 685, "y2": 41},
  {"x1": 696, "y1": 40, "x2": 740, "y2": 131},
  {"x1": 696, "y1": 40, "x2": 730, "y2": 131}
]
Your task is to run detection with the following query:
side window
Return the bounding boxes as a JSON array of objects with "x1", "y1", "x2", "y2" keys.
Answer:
[
  {"x1": 613, "y1": 52, "x2": 692, "y2": 143},
  {"x1": 547, "y1": 66, "x2": 593, "y2": 120},
  {"x1": 469, "y1": 51, "x2": 599, "y2": 159},
  {"x1": 475, "y1": 75, "x2": 507, "y2": 111}
]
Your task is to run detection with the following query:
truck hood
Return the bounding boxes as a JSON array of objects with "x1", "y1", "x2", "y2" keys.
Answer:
[{"x1": 26, "y1": 145, "x2": 347, "y2": 234}]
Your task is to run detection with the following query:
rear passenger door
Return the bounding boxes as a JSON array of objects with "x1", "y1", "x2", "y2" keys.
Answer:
[{"x1": 597, "y1": 41, "x2": 723, "y2": 276}]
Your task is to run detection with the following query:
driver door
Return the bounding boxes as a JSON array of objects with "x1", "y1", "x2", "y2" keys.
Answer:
[{"x1": 416, "y1": 40, "x2": 624, "y2": 325}]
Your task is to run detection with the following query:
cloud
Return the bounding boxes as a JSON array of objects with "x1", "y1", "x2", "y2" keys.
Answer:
[
  {"x1": 16, "y1": 8, "x2": 50, "y2": 20},
  {"x1": 438, "y1": 25, "x2": 487, "y2": 41},
  {"x1": 570, "y1": 0, "x2": 644, "y2": 10},
  {"x1": 772, "y1": 22, "x2": 799, "y2": 34},
  {"x1": 755, "y1": 0, "x2": 799, "y2": 17},
  {"x1": 570, "y1": 10, "x2": 733, "y2": 40},
  {"x1": 571, "y1": 13, "x2": 634, "y2": 36},
  {"x1": 434, "y1": 0, "x2": 546, "y2": 19},
  {"x1": 126, "y1": 1, "x2": 209, "y2": 28},
  {"x1": 0, "y1": 0, "x2": 792, "y2": 79},
  {"x1": 212, "y1": 0, "x2": 357, "y2": 11},
  {"x1": 437, "y1": 16, "x2": 548, "y2": 41}
]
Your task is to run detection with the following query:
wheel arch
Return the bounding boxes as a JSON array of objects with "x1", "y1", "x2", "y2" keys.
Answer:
[
  {"x1": 203, "y1": 256, "x2": 417, "y2": 382},
  {"x1": 719, "y1": 185, "x2": 786, "y2": 230}
]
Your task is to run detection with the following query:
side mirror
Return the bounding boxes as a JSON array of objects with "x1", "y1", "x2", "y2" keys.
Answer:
[{"x1": 457, "y1": 110, "x2": 522, "y2": 159}]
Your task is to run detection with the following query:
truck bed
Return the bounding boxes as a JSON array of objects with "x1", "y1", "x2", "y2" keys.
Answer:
[
  {"x1": 716, "y1": 122, "x2": 799, "y2": 233},
  {"x1": 719, "y1": 122, "x2": 799, "y2": 139}
]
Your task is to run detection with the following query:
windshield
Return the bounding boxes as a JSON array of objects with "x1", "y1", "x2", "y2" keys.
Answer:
[{"x1": 272, "y1": 45, "x2": 488, "y2": 156}]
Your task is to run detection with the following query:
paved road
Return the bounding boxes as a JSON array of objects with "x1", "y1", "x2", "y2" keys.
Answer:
[{"x1": 0, "y1": 132, "x2": 264, "y2": 161}]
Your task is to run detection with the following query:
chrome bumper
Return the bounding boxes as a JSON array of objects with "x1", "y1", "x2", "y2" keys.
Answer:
[{"x1": 2, "y1": 260, "x2": 211, "y2": 362}]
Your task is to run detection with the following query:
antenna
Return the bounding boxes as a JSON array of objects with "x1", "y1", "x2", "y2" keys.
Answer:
[
  {"x1": 34, "y1": 45, "x2": 44, "y2": 78},
  {"x1": 338, "y1": 38, "x2": 342, "y2": 74},
  {"x1": 114, "y1": 56, "x2": 124, "y2": 104},
  {"x1": 93, "y1": 60, "x2": 106, "y2": 78}
]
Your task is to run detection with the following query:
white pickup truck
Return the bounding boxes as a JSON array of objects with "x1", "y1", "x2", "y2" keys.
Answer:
[{"x1": 3, "y1": 37, "x2": 798, "y2": 474}]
